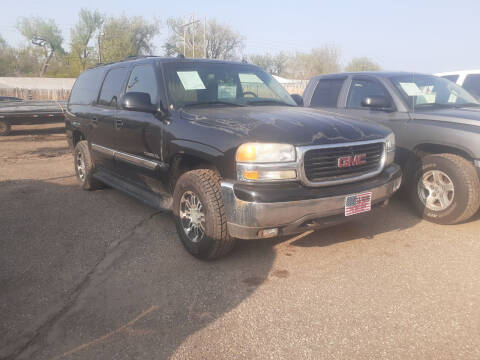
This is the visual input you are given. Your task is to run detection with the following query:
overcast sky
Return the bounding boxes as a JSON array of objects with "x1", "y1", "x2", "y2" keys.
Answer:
[{"x1": 0, "y1": 0, "x2": 477, "y2": 73}]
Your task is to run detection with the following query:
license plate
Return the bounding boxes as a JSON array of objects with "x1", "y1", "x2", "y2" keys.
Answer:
[{"x1": 345, "y1": 192, "x2": 372, "y2": 216}]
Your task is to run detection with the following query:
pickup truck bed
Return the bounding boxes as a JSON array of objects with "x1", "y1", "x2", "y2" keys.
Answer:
[{"x1": 0, "y1": 100, "x2": 66, "y2": 136}]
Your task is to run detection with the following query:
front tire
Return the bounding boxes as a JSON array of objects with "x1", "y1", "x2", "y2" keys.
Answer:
[
  {"x1": 74, "y1": 141, "x2": 103, "y2": 190},
  {"x1": 172, "y1": 169, "x2": 236, "y2": 260},
  {"x1": 0, "y1": 120, "x2": 11, "y2": 136},
  {"x1": 409, "y1": 153, "x2": 480, "y2": 224}
]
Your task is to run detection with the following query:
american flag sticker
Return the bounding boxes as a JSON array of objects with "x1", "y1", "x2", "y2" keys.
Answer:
[{"x1": 345, "y1": 192, "x2": 372, "y2": 216}]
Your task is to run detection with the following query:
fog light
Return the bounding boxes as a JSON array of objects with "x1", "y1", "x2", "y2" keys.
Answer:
[
  {"x1": 393, "y1": 177, "x2": 402, "y2": 192},
  {"x1": 259, "y1": 228, "x2": 278, "y2": 238}
]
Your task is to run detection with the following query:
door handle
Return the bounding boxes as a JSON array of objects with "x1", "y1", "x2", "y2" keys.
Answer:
[{"x1": 116, "y1": 119, "x2": 124, "y2": 128}]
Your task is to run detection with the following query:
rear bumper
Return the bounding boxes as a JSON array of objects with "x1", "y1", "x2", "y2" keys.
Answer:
[{"x1": 221, "y1": 164, "x2": 402, "y2": 240}]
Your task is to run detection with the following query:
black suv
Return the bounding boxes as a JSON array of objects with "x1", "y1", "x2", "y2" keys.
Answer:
[{"x1": 66, "y1": 57, "x2": 402, "y2": 259}]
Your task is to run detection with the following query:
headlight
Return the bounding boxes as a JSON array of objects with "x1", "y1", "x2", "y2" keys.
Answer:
[
  {"x1": 236, "y1": 143, "x2": 296, "y2": 163},
  {"x1": 236, "y1": 143, "x2": 297, "y2": 182},
  {"x1": 385, "y1": 133, "x2": 395, "y2": 166}
]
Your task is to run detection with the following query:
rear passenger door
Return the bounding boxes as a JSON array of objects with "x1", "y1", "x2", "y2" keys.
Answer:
[
  {"x1": 91, "y1": 67, "x2": 128, "y2": 170},
  {"x1": 114, "y1": 63, "x2": 166, "y2": 193},
  {"x1": 307, "y1": 76, "x2": 347, "y2": 115}
]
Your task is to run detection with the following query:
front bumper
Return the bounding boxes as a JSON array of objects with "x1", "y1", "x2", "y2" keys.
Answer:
[{"x1": 221, "y1": 164, "x2": 402, "y2": 240}]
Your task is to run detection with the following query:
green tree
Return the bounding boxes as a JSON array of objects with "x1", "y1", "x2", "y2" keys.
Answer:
[
  {"x1": 164, "y1": 17, "x2": 244, "y2": 60},
  {"x1": 70, "y1": 9, "x2": 104, "y2": 71},
  {"x1": 345, "y1": 57, "x2": 381, "y2": 72},
  {"x1": 0, "y1": 35, "x2": 16, "y2": 76},
  {"x1": 17, "y1": 17, "x2": 64, "y2": 76},
  {"x1": 100, "y1": 16, "x2": 159, "y2": 63}
]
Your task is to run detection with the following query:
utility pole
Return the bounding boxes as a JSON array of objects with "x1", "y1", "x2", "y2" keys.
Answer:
[
  {"x1": 181, "y1": 15, "x2": 200, "y2": 58},
  {"x1": 204, "y1": 17, "x2": 207, "y2": 58}
]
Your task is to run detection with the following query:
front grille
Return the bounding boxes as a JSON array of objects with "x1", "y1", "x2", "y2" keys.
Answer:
[{"x1": 303, "y1": 141, "x2": 384, "y2": 184}]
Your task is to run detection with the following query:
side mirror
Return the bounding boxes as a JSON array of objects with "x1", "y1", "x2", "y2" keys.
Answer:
[
  {"x1": 290, "y1": 94, "x2": 304, "y2": 106},
  {"x1": 361, "y1": 95, "x2": 391, "y2": 109},
  {"x1": 121, "y1": 92, "x2": 156, "y2": 113}
]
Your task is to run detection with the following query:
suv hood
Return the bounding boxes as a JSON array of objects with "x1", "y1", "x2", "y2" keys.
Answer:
[
  {"x1": 180, "y1": 106, "x2": 390, "y2": 146},
  {"x1": 413, "y1": 107, "x2": 480, "y2": 127}
]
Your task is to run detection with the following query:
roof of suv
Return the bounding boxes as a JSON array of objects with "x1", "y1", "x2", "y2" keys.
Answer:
[{"x1": 89, "y1": 56, "x2": 249, "y2": 70}]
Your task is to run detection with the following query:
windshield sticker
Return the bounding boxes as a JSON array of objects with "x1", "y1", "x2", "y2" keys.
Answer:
[
  {"x1": 239, "y1": 73, "x2": 263, "y2": 84},
  {"x1": 399, "y1": 82, "x2": 424, "y2": 96},
  {"x1": 177, "y1": 71, "x2": 206, "y2": 90},
  {"x1": 218, "y1": 85, "x2": 237, "y2": 99}
]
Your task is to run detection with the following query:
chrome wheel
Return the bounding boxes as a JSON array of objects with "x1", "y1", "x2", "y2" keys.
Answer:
[
  {"x1": 418, "y1": 170, "x2": 455, "y2": 211},
  {"x1": 76, "y1": 151, "x2": 86, "y2": 181},
  {"x1": 179, "y1": 191, "x2": 205, "y2": 243}
]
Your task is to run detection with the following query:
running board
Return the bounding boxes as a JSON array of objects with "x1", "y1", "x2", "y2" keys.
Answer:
[{"x1": 93, "y1": 170, "x2": 172, "y2": 211}]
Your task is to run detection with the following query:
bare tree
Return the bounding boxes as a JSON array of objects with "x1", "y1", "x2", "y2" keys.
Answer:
[
  {"x1": 345, "y1": 57, "x2": 381, "y2": 72},
  {"x1": 17, "y1": 17, "x2": 64, "y2": 76},
  {"x1": 70, "y1": 9, "x2": 104, "y2": 70},
  {"x1": 282, "y1": 45, "x2": 341, "y2": 79},
  {"x1": 249, "y1": 52, "x2": 290, "y2": 76},
  {"x1": 164, "y1": 17, "x2": 244, "y2": 60}
]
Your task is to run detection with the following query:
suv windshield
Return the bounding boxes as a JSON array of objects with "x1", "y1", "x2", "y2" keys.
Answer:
[
  {"x1": 163, "y1": 61, "x2": 296, "y2": 108},
  {"x1": 390, "y1": 75, "x2": 479, "y2": 109}
]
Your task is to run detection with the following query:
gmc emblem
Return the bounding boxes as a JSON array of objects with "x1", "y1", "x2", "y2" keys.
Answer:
[{"x1": 337, "y1": 153, "x2": 367, "y2": 168}]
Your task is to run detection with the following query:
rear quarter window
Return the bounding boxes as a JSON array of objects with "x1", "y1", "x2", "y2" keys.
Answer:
[
  {"x1": 69, "y1": 67, "x2": 106, "y2": 105},
  {"x1": 310, "y1": 78, "x2": 345, "y2": 107}
]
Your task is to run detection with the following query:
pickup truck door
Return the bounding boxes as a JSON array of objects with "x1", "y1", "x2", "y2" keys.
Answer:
[
  {"x1": 342, "y1": 75, "x2": 411, "y2": 165},
  {"x1": 90, "y1": 67, "x2": 128, "y2": 171},
  {"x1": 114, "y1": 63, "x2": 167, "y2": 195}
]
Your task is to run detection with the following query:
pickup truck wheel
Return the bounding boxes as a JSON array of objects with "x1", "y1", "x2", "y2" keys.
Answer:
[
  {"x1": 410, "y1": 153, "x2": 480, "y2": 224},
  {"x1": 173, "y1": 169, "x2": 236, "y2": 260},
  {"x1": 74, "y1": 141, "x2": 103, "y2": 190},
  {"x1": 0, "y1": 120, "x2": 11, "y2": 136}
]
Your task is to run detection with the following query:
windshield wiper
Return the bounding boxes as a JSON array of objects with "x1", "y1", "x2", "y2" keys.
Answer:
[
  {"x1": 184, "y1": 100, "x2": 245, "y2": 108},
  {"x1": 245, "y1": 99, "x2": 294, "y2": 106}
]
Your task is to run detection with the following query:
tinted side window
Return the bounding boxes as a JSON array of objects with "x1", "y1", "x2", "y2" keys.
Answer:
[
  {"x1": 126, "y1": 65, "x2": 158, "y2": 104},
  {"x1": 347, "y1": 78, "x2": 389, "y2": 108},
  {"x1": 310, "y1": 78, "x2": 344, "y2": 107},
  {"x1": 462, "y1": 74, "x2": 480, "y2": 98},
  {"x1": 441, "y1": 75, "x2": 459, "y2": 83},
  {"x1": 69, "y1": 67, "x2": 105, "y2": 105},
  {"x1": 98, "y1": 67, "x2": 128, "y2": 107}
]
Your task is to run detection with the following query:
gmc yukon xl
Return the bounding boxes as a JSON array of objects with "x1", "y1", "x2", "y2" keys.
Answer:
[{"x1": 66, "y1": 57, "x2": 401, "y2": 259}]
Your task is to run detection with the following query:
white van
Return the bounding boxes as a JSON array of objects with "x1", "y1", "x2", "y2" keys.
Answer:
[{"x1": 436, "y1": 69, "x2": 480, "y2": 99}]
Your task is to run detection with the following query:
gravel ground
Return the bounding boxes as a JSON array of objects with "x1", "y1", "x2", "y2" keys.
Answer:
[{"x1": 1, "y1": 124, "x2": 479, "y2": 360}]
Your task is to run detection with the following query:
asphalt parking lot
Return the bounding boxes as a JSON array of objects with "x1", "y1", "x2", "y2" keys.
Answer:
[{"x1": 1, "y1": 124, "x2": 479, "y2": 360}]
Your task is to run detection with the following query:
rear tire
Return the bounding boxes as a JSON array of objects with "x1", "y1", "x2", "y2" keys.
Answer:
[
  {"x1": 74, "y1": 141, "x2": 103, "y2": 190},
  {"x1": 0, "y1": 120, "x2": 11, "y2": 136},
  {"x1": 172, "y1": 169, "x2": 236, "y2": 260},
  {"x1": 409, "y1": 153, "x2": 480, "y2": 224}
]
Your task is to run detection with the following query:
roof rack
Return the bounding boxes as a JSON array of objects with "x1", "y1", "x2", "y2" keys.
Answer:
[{"x1": 88, "y1": 55, "x2": 160, "y2": 69}]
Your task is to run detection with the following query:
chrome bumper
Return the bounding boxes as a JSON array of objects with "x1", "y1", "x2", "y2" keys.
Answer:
[{"x1": 221, "y1": 164, "x2": 402, "y2": 240}]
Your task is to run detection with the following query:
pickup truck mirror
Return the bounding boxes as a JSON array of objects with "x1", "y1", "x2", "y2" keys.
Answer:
[
  {"x1": 291, "y1": 94, "x2": 304, "y2": 106},
  {"x1": 121, "y1": 92, "x2": 157, "y2": 114},
  {"x1": 361, "y1": 95, "x2": 391, "y2": 109}
]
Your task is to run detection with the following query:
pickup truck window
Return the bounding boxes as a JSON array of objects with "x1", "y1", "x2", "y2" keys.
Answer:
[
  {"x1": 70, "y1": 67, "x2": 105, "y2": 105},
  {"x1": 163, "y1": 62, "x2": 296, "y2": 108},
  {"x1": 462, "y1": 74, "x2": 480, "y2": 99},
  {"x1": 347, "y1": 78, "x2": 389, "y2": 108},
  {"x1": 310, "y1": 78, "x2": 344, "y2": 108},
  {"x1": 390, "y1": 75, "x2": 479, "y2": 109},
  {"x1": 98, "y1": 67, "x2": 128, "y2": 107},
  {"x1": 126, "y1": 65, "x2": 158, "y2": 105},
  {"x1": 440, "y1": 74, "x2": 459, "y2": 84}
]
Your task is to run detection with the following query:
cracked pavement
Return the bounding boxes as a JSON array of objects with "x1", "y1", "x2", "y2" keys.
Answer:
[{"x1": 1, "y1": 124, "x2": 480, "y2": 360}]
